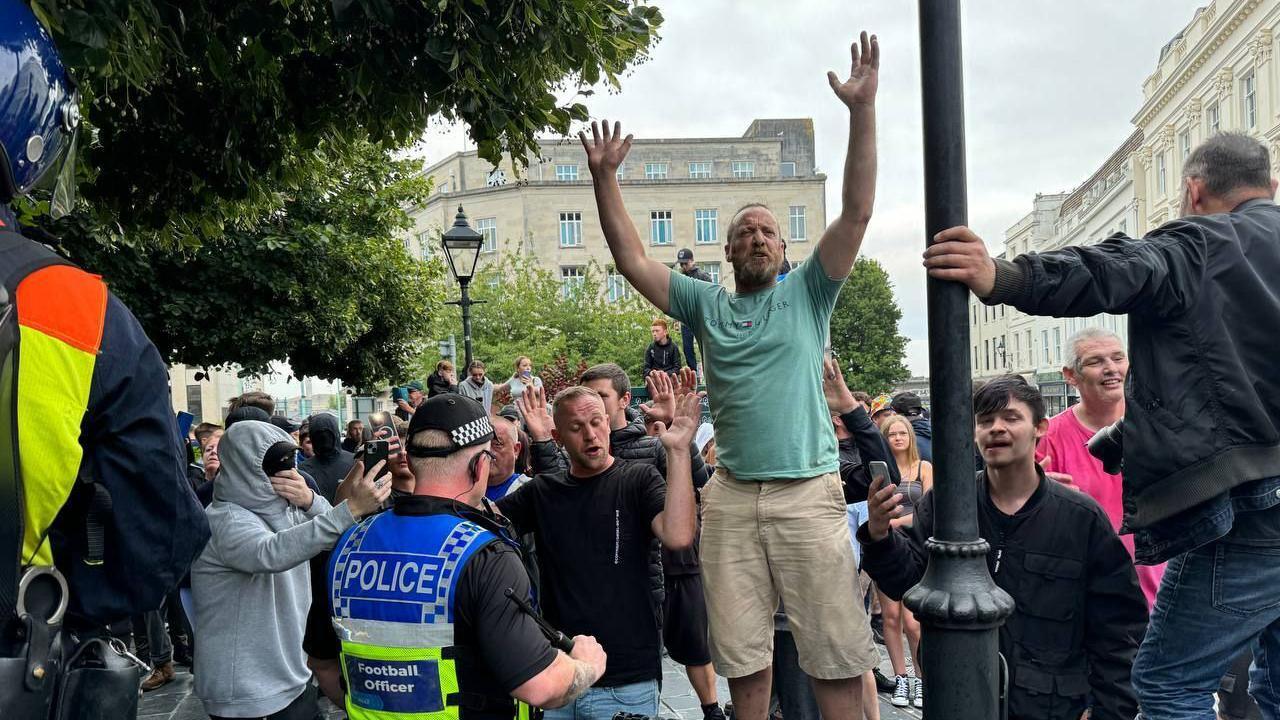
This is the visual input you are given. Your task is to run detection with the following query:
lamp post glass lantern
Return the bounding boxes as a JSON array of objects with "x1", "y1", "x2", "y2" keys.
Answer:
[{"x1": 441, "y1": 206, "x2": 486, "y2": 370}]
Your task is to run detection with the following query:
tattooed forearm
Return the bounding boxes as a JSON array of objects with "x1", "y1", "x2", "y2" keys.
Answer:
[{"x1": 564, "y1": 660, "x2": 596, "y2": 703}]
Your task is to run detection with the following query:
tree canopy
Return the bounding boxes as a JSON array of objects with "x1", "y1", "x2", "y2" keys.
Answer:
[
  {"x1": 30, "y1": 0, "x2": 663, "y2": 247},
  {"x1": 63, "y1": 140, "x2": 438, "y2": 389},
  {"x1": 416, "y1": 252, "x2": 659, "y2": 387},
  {"x1": 828, "y1": 258, "x2": 910, "y2": 395},
  {"x1": 22, "y1": 0, "x2": 663, "y2": 384}
]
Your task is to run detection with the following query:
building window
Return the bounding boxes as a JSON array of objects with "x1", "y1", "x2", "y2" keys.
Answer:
[
  {"x1": 1157, "y1": 152, "x2": 1167, "y2": 195},
  {"x1": 560, "y1": 266, "x2": 585, "y2": 298},
  {"x1": 606, "y1": 267, "x2": 632, "y2": 302},
  {"x1": 1243, "y1": 72, "x2": 1257, "y2": 129},
  {"x1": 1180, "y1": 130, "x2": 1191, "y2": 161},
  {"x1": 556, "y1": 164, "x2": 579, "y2": 182},
  {"x1": 416, "y1": 230, "x2": 433, "y2": 261},
  {"x1": 973, "y1": 346, "x2": 979, "y2": 370},
  {"x1": 650, "y1": 210, "x2": 674, "y2": 245},
  {"x1": 780, "y1": 161, "x2": 796, "y2": 178},
  {"x1": 1053, "y1": 326, "x2": 1062, "y2": 365},
  {"x1": 476, "y1": 217, "x2": 497, "y2": 254},
  {"x1": 615, "y1": 163, "x2": 626, "y2": 181},
  {"x1": 788, "y1": 206, "x2": 807, "y2": 241},
  {"x1": 984, "y1": 339, "x2": 990, "y2": 372},
  {"x1": 688, "y1": 162, "x2": 712, "y2": 179},
  {"x1": 695, "y1": 209, "x2": 718, "y2": 244},
  {"x1": 698, "y1": 261, "x2": 720, "y2": 285},
  {"x1": 558, "y1": 212, "x2": 583, "y2": 248},
  {"x1": 1042, "y1": 329, "x2": 1050, "y2": 365},
  {"x1": 732, "y1": 161, "x2": 755, "y2": 179},
  {"x1": 972, "y1": 305, "x2": 977, "y2": 325},
  {"x1": 1013, "y1": 333, "x2": 1021, "y2": 367},
  {"x1": 1119, "y1": 219, "x2": 1127, "y2": 235},
  {"x1": 186, "y1": 384, "x2": 203, "y2": 421},
  {"x1": 1207, "y1": 102, "x2": 1220, "y2": 135},
  {"x1": 645, "y1": 163, "x2": 668, "y2": 180}
]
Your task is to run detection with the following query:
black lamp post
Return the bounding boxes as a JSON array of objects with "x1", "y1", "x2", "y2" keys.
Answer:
[
  {"x1": 910, "y1": 3, "x2": 1015, "y2": 718},
  {"x1": 441, "y1": 206, "x2": 486, "y2": 371}
]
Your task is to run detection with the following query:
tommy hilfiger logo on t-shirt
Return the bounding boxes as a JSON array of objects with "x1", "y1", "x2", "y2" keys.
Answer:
[{"x1": 740, "y1": 321, "x2": 753, "y2": 328}]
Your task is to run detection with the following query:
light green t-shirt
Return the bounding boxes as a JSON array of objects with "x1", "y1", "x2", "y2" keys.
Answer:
[{"x1": 668, "y1": 257, "x2": 843, "y2": 480}]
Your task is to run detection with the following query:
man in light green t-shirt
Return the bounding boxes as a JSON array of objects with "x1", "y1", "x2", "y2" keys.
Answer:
[{"x1": 578, "y1": 32, "x2": 883, "y2": 720}]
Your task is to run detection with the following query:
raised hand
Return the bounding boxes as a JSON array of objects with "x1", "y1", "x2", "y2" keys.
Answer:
[
  {"x1": 676, "y1": 366, "x2": 698, "y2": 396},
  {"x1": 578, "y1": 120, "x2": 634, "y2": 176},
  {"x1": 866, "y1": 469, "x2": 903, "y2": 542},
  {"x1": 822, "y1": 358, "x2": 856, "y2": 414},
  {"x1": 639, "y1": 370, "x2": 676, "y2": 428},
  {"x1": 346, "y1": 459, "x2": 393, "y2": 518},
  {"x1": 491, "y1": 384, "x2": 513, "y2": 412},
  {"x1": 518, "y1": 384, "x2": 554, "y2": 442},
  {"x1": 657, "y1": 391, "x2": 703, "y2": 453},
  {"x1": 828, "y1": 31, "x2": 880, "y2": 108}
]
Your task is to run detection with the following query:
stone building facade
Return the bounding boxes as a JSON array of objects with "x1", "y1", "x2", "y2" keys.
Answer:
[
  {"x1": 969, "y1": 0, "x2": 1280, "y2": 415},
  {"x1": 406, "y1": 119, "x2": 827, "y2": 296}
]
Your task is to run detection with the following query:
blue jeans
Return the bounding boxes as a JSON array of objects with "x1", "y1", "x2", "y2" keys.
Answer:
[
  {"x1": 542, "y1": 679, "x2": 659, "y2": 720},
  {"x1": 1133, "y1": 506, "x2": 1280, "y2": 719}
]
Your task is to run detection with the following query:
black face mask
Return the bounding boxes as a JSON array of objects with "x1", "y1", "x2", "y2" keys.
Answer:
[{"x1": 262, "y1": 440, "x2": 298, "y2": 477}]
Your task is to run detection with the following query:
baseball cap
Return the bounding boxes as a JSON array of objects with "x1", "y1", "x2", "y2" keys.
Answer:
[
  {"x1": 496, "y1": 404, "x2": 521, "y2": 424},
  {"x1": 676, "y1": 248, "x2": 694, "y2": 262},
  {"x1": 225, "y1": 406, "x2": 270, "y2": 428},
  {"x1": 268, "y1": 415, "x2": 299, "y2": 433},
  {"x1": 406, "y1": 394, "x2": 495, "y2": 458},
  {"x1": 406, "y1": 380, "x2": 425, "y2": 393},
  {"x1": 695, "y1": 422, "x2": 715, "y2": 454},
  {"x1": 890, "y1": 392, "x2": 924, "y2": 417}
]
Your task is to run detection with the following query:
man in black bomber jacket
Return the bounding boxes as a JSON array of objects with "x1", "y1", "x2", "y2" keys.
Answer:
[{"x1": 859, "y1": 376, "x2": 1147, "y2": 720}]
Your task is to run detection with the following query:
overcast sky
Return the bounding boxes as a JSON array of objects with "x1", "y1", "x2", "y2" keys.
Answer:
[{"x1": 413, "y1": 1, "x2": 1206, "y2": 378}]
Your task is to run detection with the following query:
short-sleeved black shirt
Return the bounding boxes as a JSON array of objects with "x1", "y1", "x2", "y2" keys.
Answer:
[
  {"x1": 356, "y1": 497, "x2": 557, "y2": 718},
  {"x1": 497, "y1": 461, "x2": 666, "y2": 687}
]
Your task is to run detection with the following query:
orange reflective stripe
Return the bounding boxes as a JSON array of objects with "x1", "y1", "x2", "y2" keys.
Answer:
[
  {"x1": 15, "y1": 265, "x2": 107, "y2": 354},
  {"x1": 12, "y1": 264, "x2": 107, "y2": 565}
]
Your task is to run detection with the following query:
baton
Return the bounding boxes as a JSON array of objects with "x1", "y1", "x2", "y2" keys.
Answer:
[{"x1": 505, "y1": 588, "x2": 575, "y2": 653}]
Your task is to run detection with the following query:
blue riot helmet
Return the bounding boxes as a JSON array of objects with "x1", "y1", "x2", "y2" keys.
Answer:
[{"x1": 0, "y1": 0, "x2": 80, "y2": 215}]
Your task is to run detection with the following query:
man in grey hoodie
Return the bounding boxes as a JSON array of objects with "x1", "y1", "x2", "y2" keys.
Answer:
[{"x1": 191, "y1": 420, "x2": 390, "y2": 719}]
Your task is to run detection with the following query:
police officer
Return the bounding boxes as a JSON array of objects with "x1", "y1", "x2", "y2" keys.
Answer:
[
  {"x1": 1, "y1": 2, "x2": 210, "y2": 715},
  {"x1": 328, "y1": 395, "x2": 607, "y2": 720}
]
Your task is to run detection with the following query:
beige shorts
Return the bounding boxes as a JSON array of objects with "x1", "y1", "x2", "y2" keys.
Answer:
[{"x1": 699, "y1": 468, "x2": 877, "y2": 680}]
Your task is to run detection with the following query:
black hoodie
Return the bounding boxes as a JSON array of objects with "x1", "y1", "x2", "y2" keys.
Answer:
[{"x1": 298, "y1": 413, "x2": 355, "y2": 504}]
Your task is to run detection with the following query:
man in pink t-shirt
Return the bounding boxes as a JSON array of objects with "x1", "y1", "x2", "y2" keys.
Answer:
[{"x1": 1035, "y1": 327, "x2": 1166, "y2": 609}]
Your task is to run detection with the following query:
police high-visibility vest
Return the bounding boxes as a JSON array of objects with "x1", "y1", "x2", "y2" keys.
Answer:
[
  {"x1": 329, "y1": 509, "x2": 533, "y2": 720},
  {"x1": 9, "y1": 256, "x2": 108, "y2": 567}
]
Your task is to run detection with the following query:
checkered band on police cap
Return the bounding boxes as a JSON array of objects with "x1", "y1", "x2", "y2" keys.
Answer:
[{"x1": 406, "y1": 394, "x2": 495, "y2": 457}]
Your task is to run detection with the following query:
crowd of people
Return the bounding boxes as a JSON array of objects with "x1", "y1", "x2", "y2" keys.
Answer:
[{"x1": 6, "y1": 14, "x2": 1280, "y2": 720}]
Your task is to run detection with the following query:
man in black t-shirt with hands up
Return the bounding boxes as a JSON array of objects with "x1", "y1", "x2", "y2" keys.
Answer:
[{"x1": 498, "y1": 383, "x2": 701, "y2": 720}]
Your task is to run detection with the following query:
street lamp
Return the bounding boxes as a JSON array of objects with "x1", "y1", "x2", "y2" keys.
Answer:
[
  {"x1": 995, "y1": 336, "x2": 1007, "y2": 369},
  {"x1": 441, "y1": 206, "x2": 486, "y2": 371},
  {"x1": 914, "y1": 3, "x2": 1015, "y2": 718}
]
